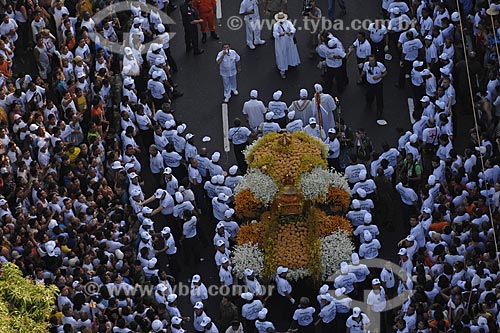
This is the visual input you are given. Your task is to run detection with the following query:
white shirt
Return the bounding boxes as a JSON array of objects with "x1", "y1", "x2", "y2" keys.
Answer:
[
  {"x1": 216, "y1": 49, "x2": 240, "y2": 77},
  {"x1": 363, "y1": 61, "x2": 386, "y2": 84},
  {"x1": 395, "y1": 182, "x2": 418, "y2": 205},
  {"x1": 353, "y1": 39, "x2": 371, "y2": 59},
  {"x1": 293, "y1": 307, "x2": 315, "y2": 326},
  {"x1": 402, "y1": 39, "x2": 423, "y2": 61},
  {"x1": 367, "y1": 288, "x2": 387, "y2": 312},
  {"x1": 368, "y1": 23, "x2": 387, "y2": 43},
  {"x1": 359, "y1": 239, "x2": 381, "y2": 259}
]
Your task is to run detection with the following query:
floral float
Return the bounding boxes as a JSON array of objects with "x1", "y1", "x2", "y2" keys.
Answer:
[{"x1": 232, "y1": 132, "x2": 354, "y2": 282}]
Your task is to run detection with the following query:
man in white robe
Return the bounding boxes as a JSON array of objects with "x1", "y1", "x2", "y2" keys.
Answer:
[
  {"x1": 288, "y1": 89, "x2": 314, "y2": 123},
  {"x1": 311, "y1": 83, "x2": 336, "y2": 134},
  {"x1": 272, "y1": 12, "x2": 300, "y2": 78}
]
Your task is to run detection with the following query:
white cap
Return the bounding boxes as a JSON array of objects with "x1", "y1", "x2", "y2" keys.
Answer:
[
  {"x1": 372, "y1": 278, "x2": 381, "y2": 285},
  {"x1": 356, "y1": 188, "x2": 366, "y2": 198},
  {"x1": 327, "y1": 39, "x2": 336, "y2": 48},
  {"x1": 216, "y1": 239, "x2": 225, "y2": 247},
  {"x1": 185, "y1": 133, "x2": 194, "y2": 140},
  {"x1": 391, "y1": 7, "x2": 400, "y2": 14},
  {"x1": 0, "y1": 199, "x2": 8, "y2": 206},
  {"x1": 224, "y1": 208, "x2": 235, "y2": 218},
  {"x1": 277, "y1": 266, "x2": 288, "y2": 275},
  {"x1": 45, "y1": 241, "x2": 56, "y2": 256},
  {"x1": 364, "y1": 230, "x2": 373, "y2": 242},
  {"x1": 77, "y1": 71, "x2": 86, "y2": 79},
  {"x1": 163, "y1": 167, "x2": 172, "y2": 175},
  {"x1": 406, "y1": 234, "x2": 415, "y2": 241},
  {"x1": 202, "y1": 136, "x2": 211, "y2": 142},
  {"x1": 439, "y1": 53, "x2": 449, "y2": 60},
  {"x1": 157, "y1": 283, "x2": 167, "y2": 292},
  {"x1": 124, "y1": 163, "x2": 135, "y2": 171},
  {"x1": 154, "y1": 57, "x2": 165, "y2": 65},
  {"x1": 428, "y1": 175, "x2": 436, "y2": 185},
  {"x1": 218, "y1": 193, "x2": 229, "y2": 202},
  {"x1": 175, "y1": 192, "x2": 184, "y2": 203},
  {"x1": 13, "y1": 114, "x2": 21, "y2": 120},
  {"x1": 142, "y1": 206, "x2": 153, "y2": 214},
  {"x1": 353, "y1": 307, "x2": 361, "y2": 316},
  {"x1": 221, "y1": 256, "x2": 229, "y2": 264},
  {"x1": 424, "y1": 35, "x2": 433, "y2": 40},
  {"x1": 241, "y1": 292, "x2": 253, "y2": 300},
  {"x1": 161, "y1": 227, "x2": 171, "y2": 235},
  {"x1": 29, "y1": 124, "x2": 39, "y2": 132},
  {"x1": 314, "y1": 83, "x2": 323, "y2": 93},
  {"x1": 423, "y1": 207, "x2": 432, "y2": 214},
  {"x1": 412, "y1": 60, "x2": 423, "y2": 68},
  {"x1": 309, "y1": 117, "x2": 317, "y2": 125},
  {"x1": 152, "y1": 43, "x2": 162, "y2": 51},
  {"x1": 265, "y1": 112, "x2": 274, "y2": 120},
  {"x1": 229, "y1": 165, "x2": 238, "y2": 175},
  {"x1": 194, "y1": 301, "x2": 204, "y2": 309},
  {"x1": 244, "y1": 268, "x2": 254, "y2": 276},
  {"x1": 212, "y1": 152, "x2": 220, "y2": 162},
  {"x1": 152, "y1": 71, "x2": 162, "y2": 79},
  {"x1": 398, "y1": 247, "x2": 408, "y2": 255},
  {"x1": 273, "y1": 90, "x2": 282, "y2": 100},
  {"x1": 151, "y1": 319, "x2": 163, "y2": 331},
  {"x1": 154, "y1": 188, "x2": 165, "y2": 198},
  {"x1": 335, "y1": 287, "x2": 345, "y2": 297},
  {"x1": 177, "y1": 124, "x2": 187, "y2": 134},
  {"x1": 420, "y1": 95, "x2": 430, "y2": 103},
  {"x1": 142, "y1": 218, "x2": 154, "y2": 226},
  {"x1": 340, "y1": 261, "x2": 348, "y2": 274},
  {"x1": 288, "y1": 110, "x2": 296, "y2": 120},
  {"x1": 351, "y1": 253, "x2": 360, "y2": 265},
  {"x1": 435, "y1": 100, "x2": 446, "y2": 110},
  {"x1": 124, "y1": 47, "x2": 133, "y2": 55},
  {"x1": 157, "y1": 23, "x2": 166, "y2": 33},
  {"x1": 171, "y1": 316, "x2": 182, "y2": 325},
  {"x1": 133, "y1": 17, "x2": 142, "y2": 24},
  {"x1": 421, "y1": 68, "x2": 431, "y2": 76},
  {"x1": 115, "y1": 249, "x2": 124, "y2": 260},
  {"x1": 140, "y1": 231, "x2": 152, "y2": 240},
  {"x1": 128, "y1": 172, "x2": 138, "y2": 179},
  {"x1": 147, "y1": 257, "x2": 157, "y2": 269},
  {"x1": 258, "y1": 308, "x2": 268, "y2": 319},
  {"x1": 300, "y1": 89, "x2": 308, "y2": 98},
  {"x1": 328, "y1": 128, "x2": 336, "y2": 134},
  {"x1": 363, "y1": 213, "x2": 372, "y2": 224},
  {"x1": 123, "y1": 77, "x2": 134, "y2": 86},
  {"x1": 216, "y1": 175, "x2": 225, "y2": 185},
  {"x1": 48, "y1": 219, "x2": 58, "y2": 230},
  {"x1": 250, "y1": 89, "x2": 258, "y2": 98},
  {"x1": 319, "y1": 284, "x2": 329, "y2": 294},
  {"x1": 352, "y1": 199, "x2": 360, "y2": 209},
  {"x1": 409, "y1": 134, "x2": 418, "y2": 143},
  {"x1": 451, "y1": 11, "x2": 460, "y2": 22},
  {"x1": 192, "y1": 274, "x2": 201, "y2": 283}
]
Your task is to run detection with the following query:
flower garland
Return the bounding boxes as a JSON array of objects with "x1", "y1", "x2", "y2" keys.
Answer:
[
  {"x1": 237, "y1": 222, "x2": 264, "y2": 245},
  {"x1": 231, "y1": 243, "x2": 264, "y2": 279},
  {"x1": 286, "y1": 268, "x2": 312, "y2": 281},
  {"x1": 234, "y1": 189, "x2": 264, "y2": 219},
  {"x1": 320, "y1": 231, "x2": 354, "y2": 279},
  {"x1": 235, "y1": 169, "x2": 278, "y2": 205},
  {"x1": 299, "y1": 167, "x2": 351, "y2": 204}
]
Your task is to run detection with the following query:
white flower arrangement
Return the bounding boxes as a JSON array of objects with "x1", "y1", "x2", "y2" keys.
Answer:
[
  {"x1": 286, "y1": 268, "x2": 312, "y2": 281},
  {"x1": 234, "y1": 168, "x2": 278, "y2": 204},
  {"x1": 320, "y1": 231, "x2": 354, "y2": 279},
  {"x1": 231, "y1": 243, "x2": 264, "y2": 279},
  {"x1": 299, "y1": 167, "x2": 350, "y2": 201}
]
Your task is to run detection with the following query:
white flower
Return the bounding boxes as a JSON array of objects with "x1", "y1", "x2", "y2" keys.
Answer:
[
  {"x1": 299, "y1": 167, "x2": 349, "y2": 201},
  {"x1": 320, "y1": 231, "x2": 354, "y2": 279},
  {"x1": 231, "y1": 243, "x2": 264, "y2": 279},
  {"x1": 234, "y1": 169, "x2": 278, "y2": 204},
  {"x1": 286, "y1": 268, "x2": 311, "y2": 281}
]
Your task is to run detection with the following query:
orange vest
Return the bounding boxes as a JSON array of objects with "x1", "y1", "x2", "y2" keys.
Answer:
[{"x1": 193, "y1": 0, "x2": 216, "y2": 14}]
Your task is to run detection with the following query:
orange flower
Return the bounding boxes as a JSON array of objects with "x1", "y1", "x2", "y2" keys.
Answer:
[
  {"x1": 237, "y1": 222, "x2": 264, "y2": 245},
  {"x1": 326, "y1": 185, "x2": 351, "y2": 213},
  {"x1": 235, "y1": 189, "x2": 263, "y2": 219}
]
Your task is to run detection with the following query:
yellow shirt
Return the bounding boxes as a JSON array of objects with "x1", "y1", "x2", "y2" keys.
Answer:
[{"x1": 68, "y1": 147, "x2": 81, "y2": 165}]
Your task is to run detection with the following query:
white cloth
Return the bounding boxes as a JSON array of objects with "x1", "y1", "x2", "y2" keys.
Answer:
[{"x1": 272, "y1": 20, "x2": 300, "y2": 72}]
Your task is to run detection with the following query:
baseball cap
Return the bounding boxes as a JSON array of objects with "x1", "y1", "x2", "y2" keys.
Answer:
[
  {"x1": 216, "y1": 239, "x2": 225, "y2": 247},
  {"x1": 163, "y1": 167, "x2": 172, "y2": 174},
  {"x1": 353, "y1": 307, "x2": 361, "y2": 316},
  {"x1": 241, "y1": 292, "x2": 253, "y2": 301},
  {"x1": 372, "y1": 278, "x2": 381, "y2": 285},
  {"x1": 171, "y1": 316, "x2": 182, "y2": 325},
  {"x1": 309, "y1": 117, "x2": 317, "y2": 124},
  {"x1": 218, "y1": 193, "x2": 229, "y2": 202},
  {"x1": 192, "y1": 274, "x2": 201, "y2": 283},
  {"x1": 398, "y1": 248, "x2": 408, "y2": 255},
  {"x1": 265, "y1": 112, "x2": 274, "y2": 120},
  {"x1": 161, "y1": 227, "x2": 171, "y2": 235},
  {"x1": 185, "y1": 133, "x2": 194, "y2": 140},
  {"x1": 258, "y1": 308, "x2": 268, "y2": 320},
  {"x1": 244, "y1": 268, "x2": 254, "y2": 276},
  {"x1": 194, "y1": 301, "x2": 204, "y2": 309},
  {"x1": 352, "y1": 199, "x2": 360, "y2": 209},
  {"x1": 420, "y1": 96, "x2": 430, "y2": 103},
  {"x1": 277, "y1": 266, "x2": 288, "y2": 275},
  {"x1": 328, "y1": 128, "x2": 336, "y2": 134},
  {"x1": 154, "y1": 189, "x2": 165, "y2": 198},
  {"x1": 363, "y1": 213, "x2": 372, "y2": 224}
]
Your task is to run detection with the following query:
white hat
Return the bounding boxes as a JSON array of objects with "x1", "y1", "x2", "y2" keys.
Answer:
[
  {"x1": 165, "y1": 120, "x2": 176, "y2": 129},
  {"x1": 124, "y1": 47, "x2": 133, "y2": 55},
  {"x1": 140, "y1": 231, "x2": 152, "y2": 240},
  {"x1": 124, "y1": 163, "x2": 135, "y2": 171},
  {"x1": 314, "y1": 83, "x2": 323, "y2": 93},
  {"x1": 192, "y1": 274, "x2": 201, "y2": 283},
  {"x1": 123, "y1": 77, "x2": 134, "y2": 86},
  {"x1": 244, "y1": 268, "x2": 254, "y2": 276},
  {"x1": 277, "y1": 266, "x2": 288, "y2": 275},
  {"x1": 68, "y1": 257, "x2": 79, "y2": 266},
  {"x1": 327, "y1": 39, "x2": 336, "y2": 48},
  {"x1": 171, "y1": 316, "x2": 182, "y2": 325},
  {"x1": 157, "y1": 23, "x2": 166, "y2": 33},
  {"x1": 77, "y1": 71, "x2": 86, "y2": 79},
  {"x1": 340, "y1": 261, "x2": 348, "y2": 274},
  {"x1": 157, "y1": 283, "x2": 167, "y2": 292},
  {"x1": 335, "y1": 287, "x2": 345, "y2": 297},
  {"x1": 218, "y1": 193, "x2": 229, "y2": 202},
  {"x1": 391, "y1": 7, "x2": 400, "y2": 14},
  {"x1": 133, "y1": 17, "x2": 142, "y2": 24},
  {"x1": 142, "y1": 206, "x2": 153, "y2": 214},
  {"x1": 477, "y1": 316, "x2": 488, "y2": 326},
  {"x1": 216, "y1": 239, "x2": 225, "y2": 247},
  {"x1": 152, "y1": 43, "x2": 162, "y2": 51},
  {"x1": 351, "y1": 253, "x2": 360, "y2": 265},
  {"x1": 420, "y1": 96, "x2": 430, "y2": 103},
  {"x1": 353, "y1": 307, "x2": 361, "y2": 316},
  {"x1": 398, "y1": 247, "x2": 408, "y2": 255},
  {"x1": 258, "y1": 308, "x2": 268, "y2": 319},
  {"x1": 229, "y1": 165, "x2": 238, "y2": 175},
  {"x1": 440, "y1": 67, "x2": 451, "y2": 76},
  {"x1": 151, "y1": 319, "x2": 163, "y2": 332},
  {"x1": 128, "y1": 172, "x2": 139, "y2": 179},
  {"x1": 359, "y1": 170, "x2": 367, "y2": 180},
  {"x1": 288, "y1": 110, "x2": 296, "y2": 120},
  {"x1": 221, "y1": 256, "x2": 229, "y2": 264},
  {"x1": 363, "y1": 213, "x2": 372, "y2": 224},
  {"x1": 13, "y1": 114, "x2": 21, "y2": 120},
  {"x1": 216, "y1": 222, "x2": 224, "y2": 230},
  {"x1": 424, "y1": 35, "x2": 433, "y2": 40},
  {"x1": 352, "y1": 199, "x2": 360, "y2": 209},
  {"x1": 152, "y1": 71, "x2": 162, "y2": 79},
  {"x1": 250, "y1": 89, "x2": 258, "y2": 98},
  {"x1": 319, "y1": 284, "x2": 329, "y2": 294},
  {"x1": 241, "y1": 292, "x2": 254, "y2": 301},
  {"x1": 177, "y1": 124, "x2": 187, "y2": 134},
  {"x1": 155, "y1": 57, "x2": 165, "y2": 66},
  {"x1": 161, "y1": 227, "x2": 171, "y2": 235},
  {"x1": 356, "y1": 188, "x2": 366, "y2": 198},
  {"x1": 364, "y1": 230, "x2": 373, "y2": 242},
  {"x1": 212, "y1": 152, "x2": 220, "y2": 162},
  {"x1": 406, "y1": 234, "x2": 415, "y2": 242},
  {"x1": 48, "y1": 219, "x2": 58, "y2": 230},
  {"x1": 147, "y1": 257, "x2": 157, "y2": 269},
  {"x1": 428, "y1": 174, "x2": 436, "y2": 185},
  {"x1": 273, "y1": 90, "x2": 282, "y2": 100},
  {"x1": 216, "y1": 175, "x2": 225, "y2": 185},
  {"x1": 29, "y1": 124, "x2": 39, "y2": 132},
  {"x1": 412, "y1": 60, "x2": 423, "y2": 68},
  {"x1": 185, "y1": 133, "x2": 194, "y2": 140},
  {"x1": 328, "y1": 128, "x2": 336, "y2": 134},
  {"x1": 224, "y1": 209, "x2": 235, "y2": 218},
  {"x1": 45, "y1": 241, "x2": 56, "y2": 256},
  {"x1": 0, "y1": 199, "x2": 8, "y2": 206},
  {"x1": 175, "y1": 192, "x2": 184, "y2": 203},
  {"x1": 451, "y1": 11, "x2": 460, "y2": 22},
  {"x1": 372, "y1": 278, "x2": 381, "y2": 285},
  {"x1": 435, "y1": 100, "x2": 446, "y2": 110},
  {"x1": 439, "y1": 53, "x2": 449, "y2": 60},
  {"x1": 115, "y1": 249, "x2": 124, "y2": 260},
  {"x1": 154, "y1": 189, "x2": 165, "y2": 199},
  {"x1": 409, "y1": 134, "x2": 418, "y2": 143},
  {"x1": 300, "y1": 89, "x2": 308, "y2": 98},
  {"x1": 421, "y1": 69, "x2": 431, "y2": 76},
  {"x1": 423, "y1": 207, "x2": 432, "y2": 214},
  {"x1": 142, "y1": 218, "x2": 154, "y2": 226},
  {"x1": 309, "y1": 117, "x2": 317, "y2": 125},
  {"x1": 163, "y1": 167, "x2": 172, "y2": 175},
  {"x1": 167, "y1": 293, "x2": 178, "y2": 303},
  {"x1": 265, "y1": 112, "x2": 274, "y2": 120},
  {"x1": 274, "y1": 11, "x2": 288, "y2": 22},
  {"x1": 194, "y1": 301, "x2": 204, "y2": 309}
]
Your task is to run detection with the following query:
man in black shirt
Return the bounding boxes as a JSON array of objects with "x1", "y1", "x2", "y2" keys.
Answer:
[{"x1": 180, "y1": 0, "x2": 205, "y2": 55}]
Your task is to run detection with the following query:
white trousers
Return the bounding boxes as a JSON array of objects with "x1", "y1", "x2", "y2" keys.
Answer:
[
  {"x1": 222, "y1": 75, "x2": 237, "y2": 99},
  {"x1": 245, "y1": 18, "x2": 262, "y2": 46}
]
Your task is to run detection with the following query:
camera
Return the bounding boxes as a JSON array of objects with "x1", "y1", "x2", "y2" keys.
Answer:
[{"x1": 302, "y1": 0, "x2": 313, "y2": 16}]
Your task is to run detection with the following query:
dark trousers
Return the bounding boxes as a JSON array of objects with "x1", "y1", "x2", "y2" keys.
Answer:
[
  {"x1": 233, "y1": 142, "x2": 248, "y2": 174},
  {"x1": 321, "y1": 320, "x2": 335, "y2": 333},
  {"x1": 371, "y1": 40, "x2": 386, "y2": 63},
  {"x1": 184, "y1": 27, "x2": 200, "y2": 52},
  {"x1": 398, "y1": 59, "x2": 412, "y2": 87},
  {"x1": 183, "y1": 235, "x2": 201, "y2": 265},
  {"x1": 366, "y1": 82, "x2": 384, "y2": 118},
  {"x1": 411, "y1": 84, "x2": 425, "y2": 111},
  {"x1": 325, "y1": 66, "x2": 345, "y2": 94}
]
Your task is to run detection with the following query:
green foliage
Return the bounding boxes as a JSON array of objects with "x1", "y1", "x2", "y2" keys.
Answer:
[{"x1": 0, "y1": 263, "x2": 58, "y2": 332}]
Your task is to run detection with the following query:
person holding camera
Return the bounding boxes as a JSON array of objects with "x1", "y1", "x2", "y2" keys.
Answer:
[
  {"x1": 361, "y1": 55, "x2": 388, "y2": 125},
  {"x1": 216, "y1": 43, "x2": 241, "y2": 103},
  {"x1": 302, "y1": 0, "x2": 322, "y2": 58}
]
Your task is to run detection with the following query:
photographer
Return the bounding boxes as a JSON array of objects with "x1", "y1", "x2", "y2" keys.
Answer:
[{"x1": 302, "y1": 0, "x2": 322, "y2": 58}]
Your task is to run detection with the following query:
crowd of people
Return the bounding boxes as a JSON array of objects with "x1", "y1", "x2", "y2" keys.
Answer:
[{"x1": 0, "y1": 0, "x2": 500, "y2": 332}]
